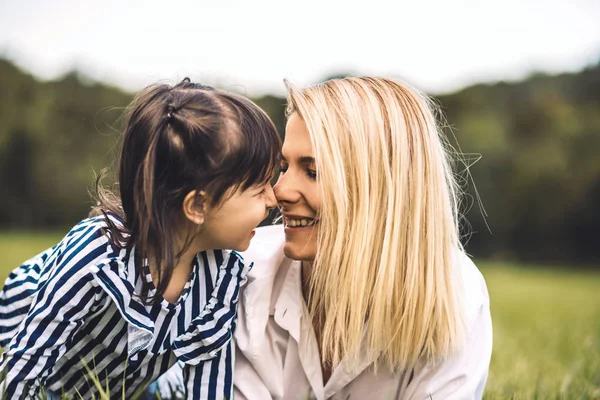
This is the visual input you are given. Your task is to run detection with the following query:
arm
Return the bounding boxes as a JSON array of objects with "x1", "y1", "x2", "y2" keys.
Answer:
[
  {"x1": 182, "y1": 341, "x2": 235, "y2": 400},
  {"x1": 171, "y1": 330, "x2": 275, "y2": 400},
  {"x1": 0, "y1": 258, "x2": 101, "y2": 398},
  {"x1": 150, "y1": 343, "x2": 238, "y2": 400},
  {"x1": 0, "y1": 246, "x2": 56, "y2": 348},
  {"x1": 402, "y1": 295, "x2": 493, "y2": 400},
  {"x1": 173, "y1": 252, "x2": 251, "y2": 363},
  {"x1": 173, "y1": 252, "x2": 251, "y2": 399}
]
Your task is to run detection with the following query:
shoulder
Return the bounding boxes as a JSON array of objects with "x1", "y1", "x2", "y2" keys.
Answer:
[
  {"x1": 235, "y1": 225, "x2": 290, "y2": 347},
  {"x1": 241, "y1": 224, "x2": 286, "y2": 263},
  {"x1": 36, "y1": 216, "x2": 124, "y2": 283},
  {"x1": 63, "y1": 216, "x2": 118, "y2": 260},
  {"x1": 454, "y1": 251, "x2": 490, "y2": 334},
  {"x1": 65, "y1": 214, "x2": 124, "y2": 248},
  {"x1": 0, "y1": 218, "x2": 116, "y2": 323},
  {"x1": 239, "y1": 224, "x2": 288, "y2": 285}
]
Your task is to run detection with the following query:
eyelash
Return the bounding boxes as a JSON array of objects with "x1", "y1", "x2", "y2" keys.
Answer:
[{"x1": 278, "y1": 165, "x2": 317, "y2": 180}]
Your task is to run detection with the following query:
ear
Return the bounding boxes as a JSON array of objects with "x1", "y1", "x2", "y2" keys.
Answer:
[{"x1": 182, "y1": 190, "x2": 207, "y2": 225}]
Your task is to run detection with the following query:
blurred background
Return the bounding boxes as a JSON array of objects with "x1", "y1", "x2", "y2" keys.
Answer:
[{"x1": 0, "y1": 0, "x2": 599, "y2": 398}]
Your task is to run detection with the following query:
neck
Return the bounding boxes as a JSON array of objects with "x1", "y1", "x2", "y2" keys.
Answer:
[
  {"x1": 173, "y1": 231, "x2": 209, "y2": 272},
  {"x1": 176, "y1": 246, "x2": 199, "y2": 271},
  {"x1": 148, "y1": 233, "x2": 202, "y2": 288},
  {"x1": 149, "y1": 235, "x2": 205, "y2": 303}
]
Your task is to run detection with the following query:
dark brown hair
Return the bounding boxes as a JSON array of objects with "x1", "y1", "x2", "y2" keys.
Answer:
[{"x1": 92, "y1": 78, "x2": 281, "y2": 303}]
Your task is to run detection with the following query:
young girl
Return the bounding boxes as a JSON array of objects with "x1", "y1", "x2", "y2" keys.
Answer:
[{"x1": 0, "y1": 78, "x2": 280, "y2": 399}]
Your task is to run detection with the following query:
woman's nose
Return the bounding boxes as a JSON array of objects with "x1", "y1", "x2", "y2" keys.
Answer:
[
  {"x1": 274, "y1": 173, "x2": 299, "y2": 205},
  {"x1": 273, "y1": 176, "x2": 287, "y2": 204}
]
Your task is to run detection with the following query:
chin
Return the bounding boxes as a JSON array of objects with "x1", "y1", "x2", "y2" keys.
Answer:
[
  {"x1": 283, "y1": 244, "x2": 315, "y2": 262},
  {"x1": 233, "y1": 241, "x2": 251, "y2": 252}
]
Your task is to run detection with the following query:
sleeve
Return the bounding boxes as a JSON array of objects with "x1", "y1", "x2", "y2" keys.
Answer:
[
  {"x1": 0, "y1": 251, "x2": 102, "y2": 398},
  {"x1": 166, "y1": 252, "x2": 251, "y2": 399},
  {"x1": 182, "y1": 340, "x2": 235, "y2": 400},
  {"x1": 173, "y1": 252, "x2": 251, "y2": 363},
  {"x1": 401, "y1": 288, "x2": 493, "y2": 400},
  {"x1": 0, "y1": 246, "x2": 56, "y2": 348}
]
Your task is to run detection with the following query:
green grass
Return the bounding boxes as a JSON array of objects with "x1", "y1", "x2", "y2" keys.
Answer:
[
  {"x1": 0, "y1": 231, "x2": 66, "y2": 284},
  {"x1": 479, "y1": 262, "x2": 600, "y2": 399},
  {"x1": 0, "y1": 232, "x2": 599, "y2": 399}
]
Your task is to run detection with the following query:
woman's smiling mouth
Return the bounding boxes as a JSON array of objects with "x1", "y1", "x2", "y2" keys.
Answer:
[{"x1": 283, "y1": 215, "x2": 319, "y2": 229}]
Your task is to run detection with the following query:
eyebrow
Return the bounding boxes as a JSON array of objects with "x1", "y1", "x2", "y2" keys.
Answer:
[{"x1": 279, "y1": 154, "x2": 315, "y2": 164}]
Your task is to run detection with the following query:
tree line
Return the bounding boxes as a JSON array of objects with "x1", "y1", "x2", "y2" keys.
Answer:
[{"x1": 1, "y1": 58, "x2": 598, "y2": 264}]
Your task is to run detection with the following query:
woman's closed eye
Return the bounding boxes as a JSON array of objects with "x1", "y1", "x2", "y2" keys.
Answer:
[{"x1": 279, "y1": 163, "x2": 316, "y2": 180}]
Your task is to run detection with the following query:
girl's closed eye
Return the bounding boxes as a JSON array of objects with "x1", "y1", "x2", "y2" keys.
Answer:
[{"x1": 278, "y1": 163, "x2": 289, "y2": 174}]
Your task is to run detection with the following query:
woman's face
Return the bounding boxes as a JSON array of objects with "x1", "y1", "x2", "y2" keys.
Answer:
[{"x1": 274, "y1": 113, "x2": 321, "y2": 261}]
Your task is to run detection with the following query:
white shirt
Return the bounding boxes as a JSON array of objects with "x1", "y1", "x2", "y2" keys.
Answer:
[{"x1": 234, "y1": 224, "x2": 493, "y2": 400}]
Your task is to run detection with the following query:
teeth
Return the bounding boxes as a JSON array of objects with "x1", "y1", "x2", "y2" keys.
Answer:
[{"x1": 286, "y1": 218, "x2": 317, "y2": 228}]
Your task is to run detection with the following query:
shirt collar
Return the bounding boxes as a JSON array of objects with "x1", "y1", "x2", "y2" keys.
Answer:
[
  {"x1": 272, "y1": 260, "x2": 374, "y2": 398},
  {"x1": 272, "y1": 259, "x2": 303, "y2": 341},
  {"x1": 91, "y1": 247, "x2": 250, "y2": 364}
]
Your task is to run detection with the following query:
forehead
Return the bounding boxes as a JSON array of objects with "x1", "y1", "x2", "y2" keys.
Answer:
[{"x1": 283, "y1": 113, "x2": 313, "y2": 158}]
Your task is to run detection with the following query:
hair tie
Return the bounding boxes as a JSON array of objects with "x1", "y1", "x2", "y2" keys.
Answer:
[{"x1": 166, "y1": 105, "x2": 175, "y2": 123}]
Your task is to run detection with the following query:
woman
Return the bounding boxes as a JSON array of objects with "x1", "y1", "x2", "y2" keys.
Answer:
[{"x1": 233, "y1": 76, "x2": 492, "y2": 399}]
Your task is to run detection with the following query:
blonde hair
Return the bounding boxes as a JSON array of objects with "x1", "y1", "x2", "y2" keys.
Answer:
[{"x1": 285, "y1": 76, "x2": 466, "y2": 370}]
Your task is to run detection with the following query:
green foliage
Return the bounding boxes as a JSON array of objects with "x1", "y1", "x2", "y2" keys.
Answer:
[
  {"x1": 437, "y1": 66, "x2": 600, "y2": 263},
  {"x1": 0, "y1": 57, "x2": 599, "y2": 263},
  {"x1": 0, "y1": 59, "x2": 131, "y2": 228},
  {"x1": 251, "y1": 94, "x2": 287, "y2": 138}
]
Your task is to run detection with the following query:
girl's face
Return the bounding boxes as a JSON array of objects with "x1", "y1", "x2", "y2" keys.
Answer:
[
  {"x1": 201, "y1": 181, "x2": 277, "y2": 252},
  {"x1": 274, "y1": 113, "x2": 321, "y2": 261}
]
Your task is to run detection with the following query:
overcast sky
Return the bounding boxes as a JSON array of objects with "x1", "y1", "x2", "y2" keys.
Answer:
[{"x1": 1, "y1": 0, "x2": 599, "y2": 95}]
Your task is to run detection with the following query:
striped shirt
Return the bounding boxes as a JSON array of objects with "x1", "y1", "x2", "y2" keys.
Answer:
[{"x1": 0, "y1": 215, "x2": 251, "y2": 399}]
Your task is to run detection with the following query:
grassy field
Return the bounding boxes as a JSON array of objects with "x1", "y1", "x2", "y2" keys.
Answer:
[
  {"x1": 0, "y1": 232, "x2": 599, "y2": 399},
  {"x1": 481, "y1": 262, "x2": 600, "y2": 399}
]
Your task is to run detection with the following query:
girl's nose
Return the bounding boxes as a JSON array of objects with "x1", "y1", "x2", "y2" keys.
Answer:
[{"x1": 265, "y1": 184, "x2": 277, "y2": 209}]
